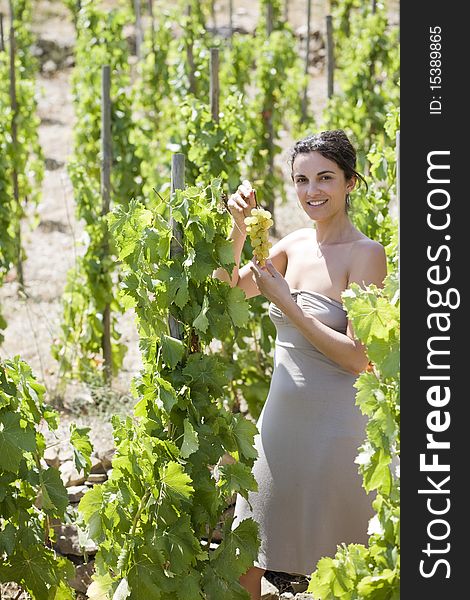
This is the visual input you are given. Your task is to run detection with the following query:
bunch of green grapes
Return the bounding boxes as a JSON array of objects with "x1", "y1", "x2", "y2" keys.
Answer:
[{"x1": 244, "y1": 207, "x2": 274, "y2": 266}]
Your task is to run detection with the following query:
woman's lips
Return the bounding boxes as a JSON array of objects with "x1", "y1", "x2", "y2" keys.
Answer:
[{"x1": 306, "y1": 199, "x2": 328, "y2": 207}]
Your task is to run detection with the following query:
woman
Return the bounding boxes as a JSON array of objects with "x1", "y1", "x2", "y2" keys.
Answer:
[{"x1": 214, "y1": 130, "x2": 387, "y2": 600}]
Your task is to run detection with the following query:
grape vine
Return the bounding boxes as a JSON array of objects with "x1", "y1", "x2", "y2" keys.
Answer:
[
  {"x1": 77, "y1": 180, "x2": 262, "y2": 599},
  {"x1": 53, "y1": 0, "x2": 143, "y2": 382},
  {"x1": 324, "y1": 0, "x2": 399, "y2": 165},
  {"x1": 0, "y1": 356, "x2": 93, "y2": 599},
  {"x1": 0, "y1": 0, "x2": 43, "y2": 335}
]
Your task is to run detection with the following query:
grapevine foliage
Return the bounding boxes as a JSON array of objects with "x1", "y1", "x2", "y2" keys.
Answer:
[
  {"x1": 351, "y1": 107, "x2": 400, "y2": 261},
  {"x1": 53, "y1": 0, "x2": 143, "y2": 382},
  {"x1": 0, "y1": 357, "x2": 93, "y2": 599},
  {"x1": 320, "y1": 2, "x2": 399, "y2": 264},
  {"x1": 0, "y1": 0, "x2": 43, "y2": 334},
  {"x1": 325, "y1": 1, "x2": 399, "y2": 163},
  {"x1": 76, "y1": 180, "x2": 263, "y2": 598}
]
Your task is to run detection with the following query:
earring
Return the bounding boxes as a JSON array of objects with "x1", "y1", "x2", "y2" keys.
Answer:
[{"x1": 345, "y1": 193, "x2": 350, "y2": 208}]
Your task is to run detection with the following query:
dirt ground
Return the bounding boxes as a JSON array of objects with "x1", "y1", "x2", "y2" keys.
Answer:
[{"x1": 0, "y1": 0, "x2": 397, "y2": 446}]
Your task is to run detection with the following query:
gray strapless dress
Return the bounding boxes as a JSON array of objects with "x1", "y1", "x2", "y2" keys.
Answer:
[{"x1": 231, "y1": 289, "x2": 372, "y2": 576}]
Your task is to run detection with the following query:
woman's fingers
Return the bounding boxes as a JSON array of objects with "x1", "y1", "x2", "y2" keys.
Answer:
[
  {"x1": 228, "y1": 195, "x2": 247, "y2": 211},
  {"x1": 241, "y1": 181, "x2": 257, "y2": 207},
  {"x1": 250, "y1": 260, "x2": 262, "y2": 280},
  {"x1": 264, "y1": 260, "x2": 277, "y2": 277},
  {"x1": 227, "y1": 181, "x2": 257, "y2": 226}
]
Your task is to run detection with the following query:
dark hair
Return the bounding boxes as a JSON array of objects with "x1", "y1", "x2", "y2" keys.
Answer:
[{"x1": 288, "y1": 130, "x2": 368, "y2": 209}]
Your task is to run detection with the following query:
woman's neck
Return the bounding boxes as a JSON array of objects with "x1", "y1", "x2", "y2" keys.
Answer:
[{"x1": 314, "y1": 213, "x2": 356, "y2": 245}]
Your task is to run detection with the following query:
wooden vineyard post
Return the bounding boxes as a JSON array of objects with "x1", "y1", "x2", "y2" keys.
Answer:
[
  {"x1": 301, "y1": 0, "x2": 312, "y2": 122},
  {"x1": 8, "y1": 3, "x2": 22, "y2": 287},
  {"x1": 326, "y1": 14, "x2": 334, "y2": 98},
  {"x1": 169, "y1": 154, "x2": 185, "y2": 340},
  {"x1": 284, "y1": 0, "x2": 289, "y2": 24},
  {"x1": 228, "y1": 0, "x2": 233, "y2": 38},
  {"x1": 133, "y1": 0, "x2": 143, "y2": 62},
  {"x1": 147, "y1": 0, "x2": 158, "y2": 77},
  {"x1": 101, "y1": 65, "x2": 113, "y2": 381},
  {"x1": 210, "y1": 47, "x2": 219, "y2": 123},
  {"x1": 396, "y1": 130, "x2": 400, "y2": 276},
  {"x1": 186, "y1": 3, "x2": 196, "y2": 94},
  {"x1": 265, "y1": 3, "x2": 275, "y2": 233},
  {"x1": 0, "y1": 13, "x2": 5, "y2": 52},
  {"x1": 266, "y1": 1, "x2": 273, "y2": 36}
]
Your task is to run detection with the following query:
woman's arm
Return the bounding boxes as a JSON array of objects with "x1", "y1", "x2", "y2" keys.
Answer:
[
  {"x1": 212, "y1": 180, "x2": 287, "y2": 298},
  {"x1": 212, "y1": 180, "x2": 255, "y2": 288},
  {"x1": 251, "y1": 241, "x2": 387, "y2": 375}
]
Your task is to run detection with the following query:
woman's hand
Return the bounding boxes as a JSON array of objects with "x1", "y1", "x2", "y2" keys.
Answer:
[
  {"x1": 227, "y1": 180, "x2": 257, "y2": 234},
  {"x1": 249, "y1": 259, "x2": 294, "y2": 310}
]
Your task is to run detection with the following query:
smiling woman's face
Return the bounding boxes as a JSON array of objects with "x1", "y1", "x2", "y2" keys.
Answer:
[{"x1": 292, "y1": 151, "x2": 355, "y2": 221}]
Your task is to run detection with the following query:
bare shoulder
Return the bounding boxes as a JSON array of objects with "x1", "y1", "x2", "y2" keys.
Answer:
[
  {"x1": 348, "y1": 236, "x2": 387, "y2": 287},
  {"x1": 350, "y1": 236, "x2": 386, "y2": 259}
]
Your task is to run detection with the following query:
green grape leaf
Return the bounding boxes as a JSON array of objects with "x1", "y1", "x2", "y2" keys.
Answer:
[
  {"x1": 361, "y1": 447, "x2": 393, "y2": 495},
  {"x1": 203, "y1": 565, "x2": 250, "y2": 600},
  {"x1": 354, "y1": 371, "x2": 383, "y2": 416},
  {"x1": 0, "y1": 522, "x2": 16, "y2": 556},
  {"x1": 383, "y1": 272, "x2": 400, "y2": 305},
  {"x1": 0, "y1": 546, "x2": 74, "y2": 600},
  {"x1": 217, "y1": 461, "x2": 258, "y2": 500},
  {"x1": 357, "y1": 568, "x2": 398, "y2": 597},
  {"x1": 156, "y1": 377, "x2": 179, "y2": 413},
  {"x1": 226, "y1": 286, "x2": 250, "y2": 328},
  {"x1": 146, "y1": 228, "x2": 172, "y2": 263},
  {"x1": 160, "y1": 461, "x2": 194, "y2": 499},
  {"x1": 127, "y1": 543, "x2": 171, "y2": 598},
  {"x1": 86, "y1": 573, "x2": 114, "y2": 600},
  {"x1": 180, "y1": 418, "x2": 199, "y2": 458},
  {"x1": 175, "y1": 567, "x2": 202, "y2": 600},
  {"x1": 191, "y1": 470, "x2": 223, "y2": 523},
  {"x1": 51, "y1": 579, "x2": 76, "y2": 599},
  {"x1": 39, "y1": 466, "x2": 69, "y2": 515},
  {"x1": 161, "y1": 335, "x2": 185, "y2": 368},
  {"x1": 216, "y1": 238, "x2": 235, "y2": 266},
  {"x1": 0, "y1": 411, "x2": 36, "y2": 472},
  {"x1": 159, "y1": 514, "x2": 201, "y2": 574},
  {"x1": 210, "y1": 517, "x2": 260, "y2": 581},
  {"x1": 182, "y1": 354, "x2": 227, "y2": 395},
  {"x1": 230, "y1": 414, "x2": 259, "y2": 461},
  {"x1": 188, "y1": 241, "x2": 215, "y2": 283},
  {"x1": 343, "y1": 285, "x2": 398, "y2": 344},
  {"x1": 193, "y1": 296, "x2": 210, "y2": 334},
  {"x1": 70, "y1": 423, "x2": 93, "y2": 475},
  {"x1": 78, "y1": 485, "x2": 104, "y2": 542},
  {"x1": 174, "y1": 275, "x2": 190, "y2": 309},
  {"x1": 367, "y1": 334, "x2": 400, "y2": 379},
  {"x1": 308, "y1": 555, "x2": 337, "y2": 597},
  {"x1": 368, "y1": 406, "x2": 396, "y2": 446}
]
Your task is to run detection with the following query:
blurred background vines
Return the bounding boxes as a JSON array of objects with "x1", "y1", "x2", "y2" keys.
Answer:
[{"x1": 0, "y1": 0, "x2": 43, "y2": 339}]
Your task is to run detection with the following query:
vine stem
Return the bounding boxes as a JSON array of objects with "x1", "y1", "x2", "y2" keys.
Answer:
[
  {"x1": 34, "y1": 452, "x2": 51, "y2": 546},
  {"x1": 130, "y1": 488, "x2": 151, "y2": 537}
]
